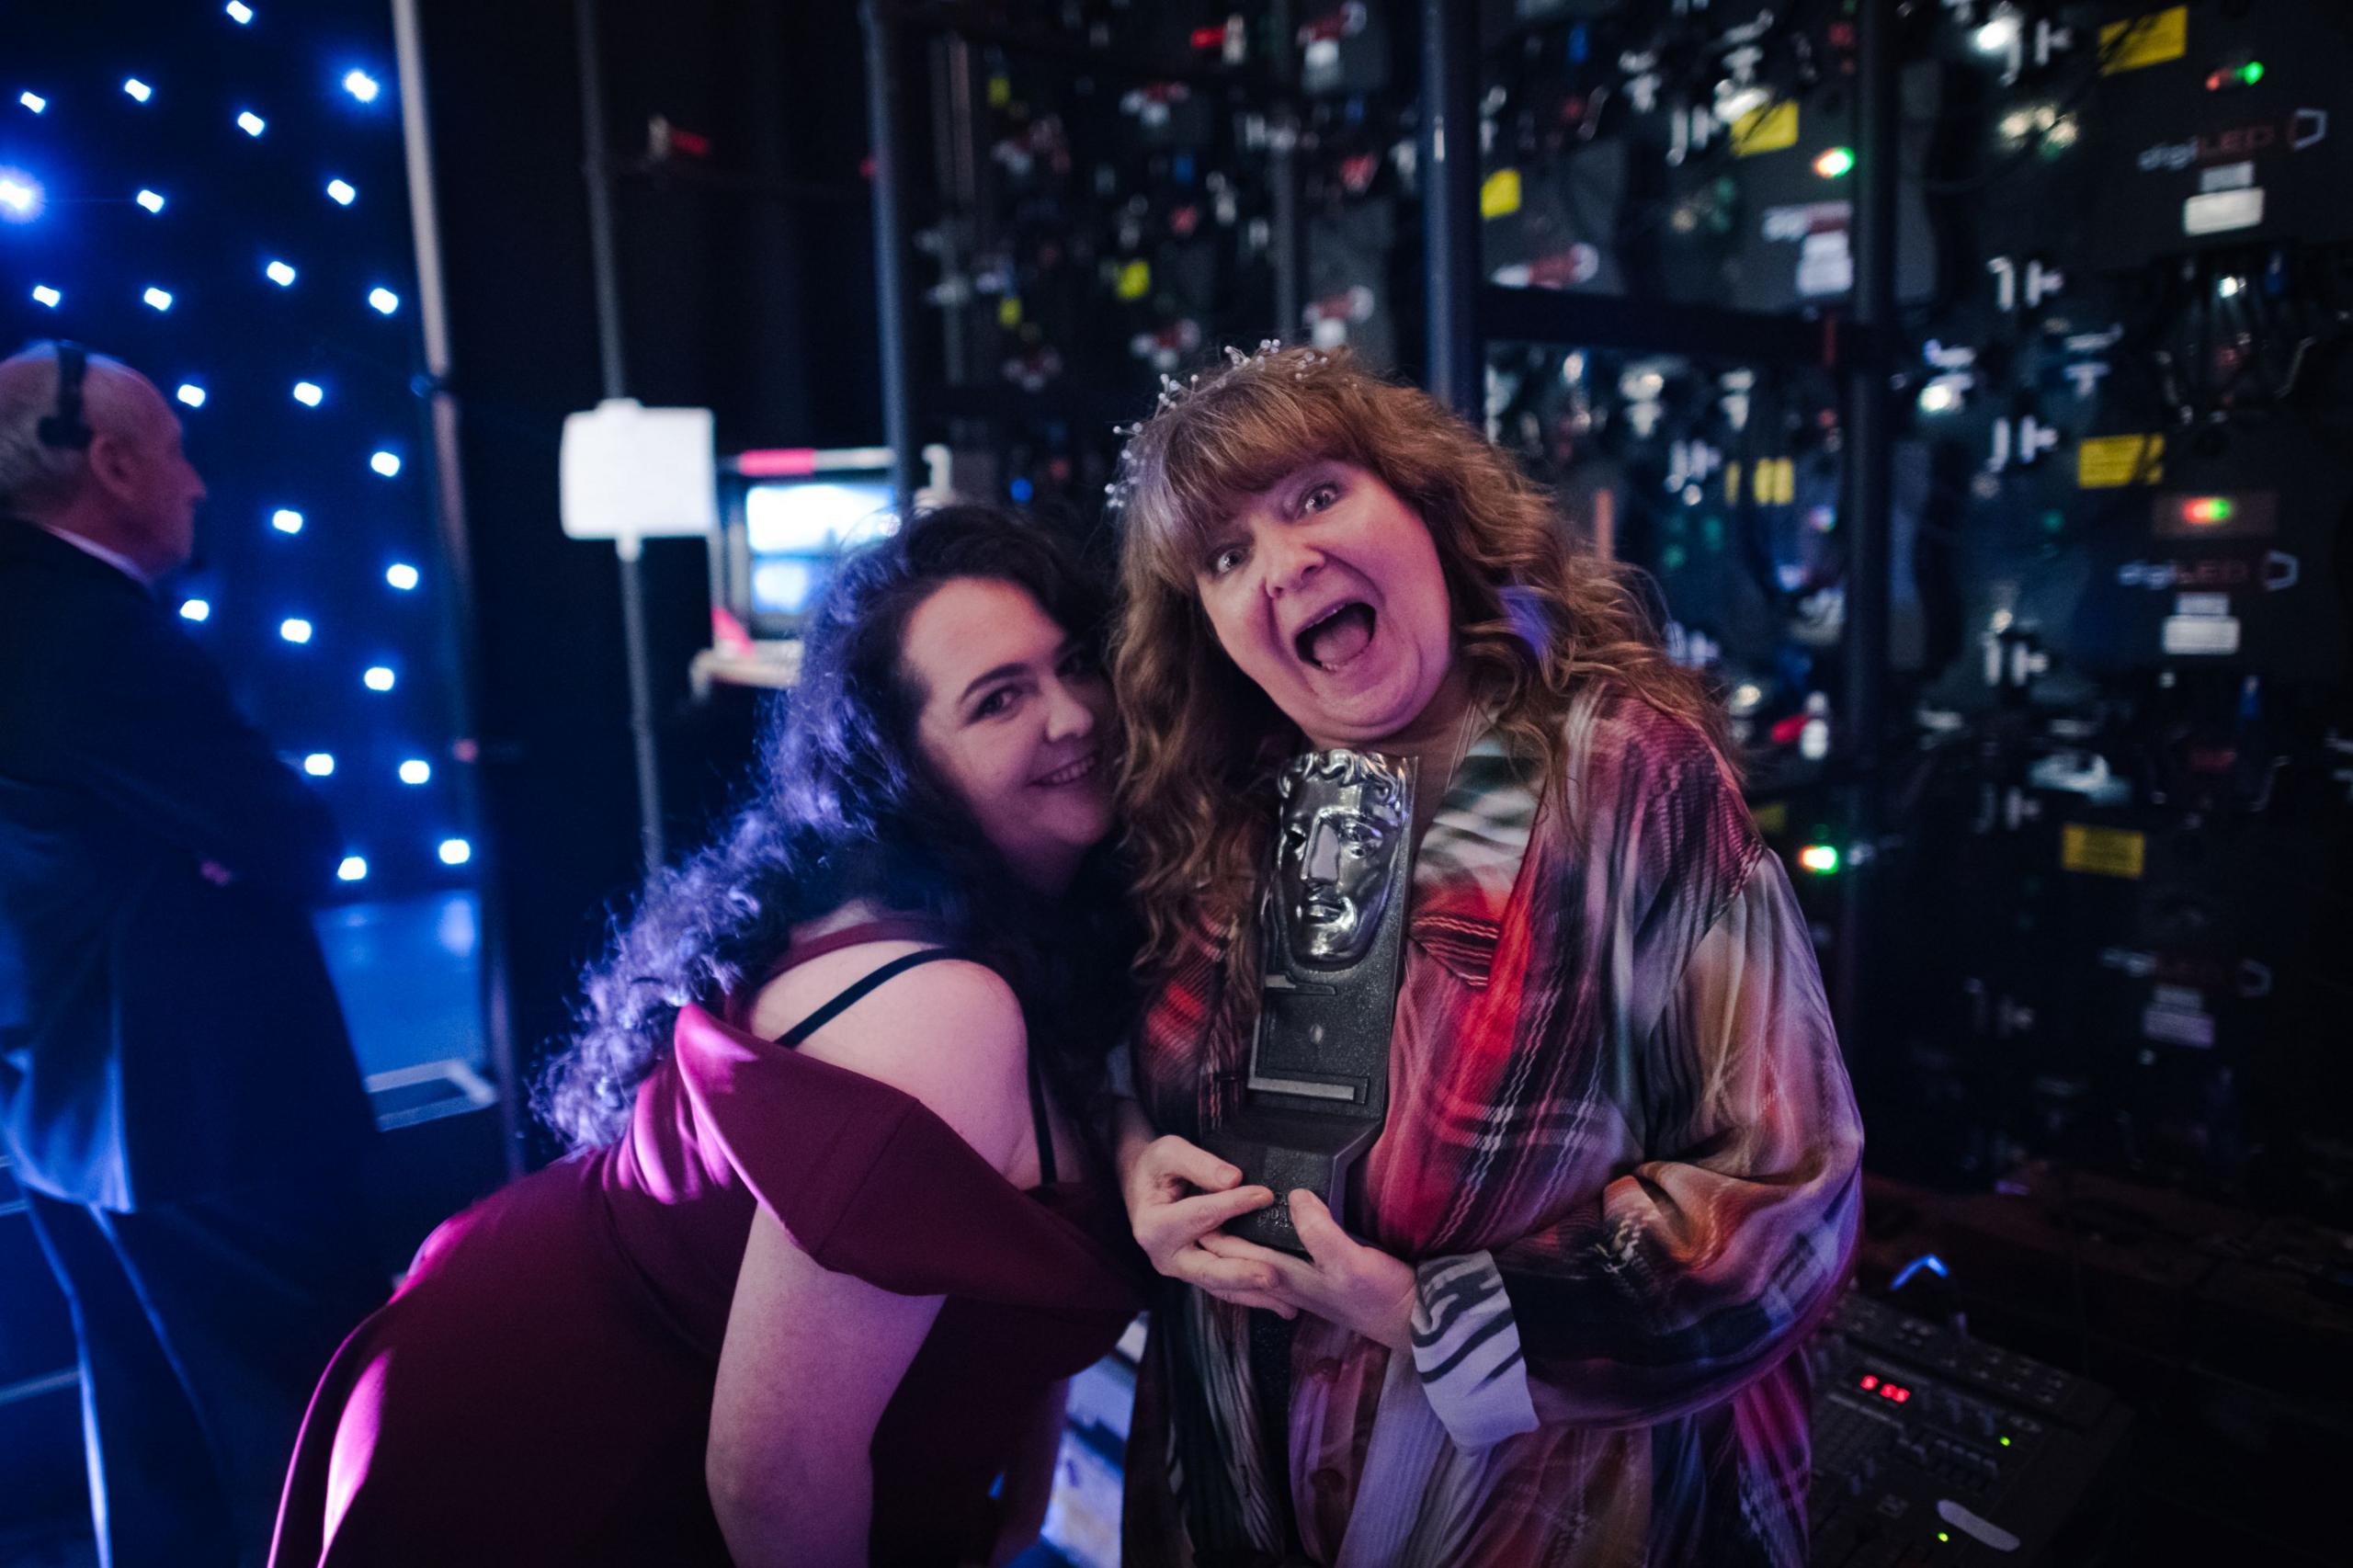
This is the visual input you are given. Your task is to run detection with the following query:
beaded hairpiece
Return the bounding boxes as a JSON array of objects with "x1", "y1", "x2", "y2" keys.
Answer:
[{"x1": 1102, "y1": 338, "x2": 1333, "y2": 515}]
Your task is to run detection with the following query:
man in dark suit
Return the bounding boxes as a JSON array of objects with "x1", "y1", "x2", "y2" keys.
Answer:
[{"x1": 0, "y1": 342, "x2": 386, "y2": 1568}]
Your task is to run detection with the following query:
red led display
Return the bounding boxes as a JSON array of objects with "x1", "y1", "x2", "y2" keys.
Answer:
[{"x1": 1859, "y1": 1374, "x2": 1879, "y2": 1391}]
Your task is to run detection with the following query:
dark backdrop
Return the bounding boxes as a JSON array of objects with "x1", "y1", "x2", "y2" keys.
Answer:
[{"x1": 417, "y1": 0, "x2": 882, "y2": 1149}]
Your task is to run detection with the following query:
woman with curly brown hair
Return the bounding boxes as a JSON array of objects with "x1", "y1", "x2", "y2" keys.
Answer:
[
  {"x1": 271, "y1": 507, "x2": 1142, "y2": 1568},
  {"x1": 1108, "y1": 345, "x2": 1863, "y2": 1567}
]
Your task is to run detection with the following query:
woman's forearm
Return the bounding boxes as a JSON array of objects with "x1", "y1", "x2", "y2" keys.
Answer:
[{"x1": 710, "y1": 1455, "x2": 870, "y2": 1568}]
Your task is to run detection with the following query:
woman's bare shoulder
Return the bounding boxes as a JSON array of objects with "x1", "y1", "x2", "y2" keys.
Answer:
[{"x1": 751, "y1": 940, "x2": 1031, "y2": 1176}]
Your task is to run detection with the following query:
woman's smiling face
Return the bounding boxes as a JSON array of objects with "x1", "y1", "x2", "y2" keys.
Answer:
[
  {"x1": 903, "y1": 576, "x2": 1116, "y2": 894},
  {"x1": 1190, "y1": 460, "x2": 1455, "y2": 749}
]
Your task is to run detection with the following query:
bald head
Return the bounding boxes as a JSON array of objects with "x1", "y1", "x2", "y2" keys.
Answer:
[{"x1": 0, "y1": 344, "x2": 205, "y2": 578}]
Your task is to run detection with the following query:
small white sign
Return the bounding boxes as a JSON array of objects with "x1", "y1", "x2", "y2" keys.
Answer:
[
  {"x1": 559, "y1": 399, "x2": 719, "y2": 542},
  {"x1": 2162, "y1": 613, "x2": 2242, "y2": 655},
  {"x1": 2142, "y1": 1005, "x2": 2216, "y2": 1049},
  {"x1": 2200, "y1": 161, "x2": 2256, "y2": 193},
  {"x1": 2183, "y1": 187, "x2": 2265, "y2": 236},
  {"x1": 2176, "y1": 592, "x2": 2230, "y2": 618},
  {"x1": 1798, "y1": 230, "x2": 1854, "y2": 297}
]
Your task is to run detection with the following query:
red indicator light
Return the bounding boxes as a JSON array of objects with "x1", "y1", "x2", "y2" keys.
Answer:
[
  {"x1": 1893, "y1": 1388, "x2": 1911, "y2": 1403},
  {"x1": 1860, "y1": 1374, "x2": 1880, "y2": 1391},
  {"x1": 736, "y1": 448, "x2": 819, "y2": 478},
  {"x1": 2183, "y1": 495, "x2": 2234, "y2": 526},
  {"x1": 1191, "y1": 26, "x2": 1225, "y2": 49}
]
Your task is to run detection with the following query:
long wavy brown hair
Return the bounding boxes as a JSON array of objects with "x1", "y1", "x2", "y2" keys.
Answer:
[{"x1": 1110, "y1": 344, "x2": 1733, "y2": 979}]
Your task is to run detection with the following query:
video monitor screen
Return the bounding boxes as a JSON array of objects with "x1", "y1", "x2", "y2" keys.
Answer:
[{"x1": 742, "y1": 478, "x2": 898, "y2": 619}]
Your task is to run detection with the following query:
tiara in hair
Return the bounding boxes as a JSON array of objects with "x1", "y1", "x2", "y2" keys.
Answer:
[{"x1": 1102, "y1": 339, "x2": 1332, "y2": 513}]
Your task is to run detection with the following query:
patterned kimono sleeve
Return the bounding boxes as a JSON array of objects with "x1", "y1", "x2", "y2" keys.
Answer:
[{"x1": 1467, "y1": 843, "x2": 1863, "y2": 1429}]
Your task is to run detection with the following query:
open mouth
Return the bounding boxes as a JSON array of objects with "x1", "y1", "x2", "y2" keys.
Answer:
[
  {"x1": 1295, "y1": 601, "x2": 1376, "y2": 672},
  {"x1": 1032, "y1": 750, "x2": 1102, "y2": 789}
]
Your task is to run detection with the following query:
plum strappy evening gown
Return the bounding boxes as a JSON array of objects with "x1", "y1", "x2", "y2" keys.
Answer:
[{"x1": 269, "y1": 921, "x2": 1142, "y2": 1566}]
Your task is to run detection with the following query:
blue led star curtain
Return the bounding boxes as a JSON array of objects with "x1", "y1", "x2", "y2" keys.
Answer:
[{"x1": 2, "y1": 1, "x2": 477, "y2": 901}]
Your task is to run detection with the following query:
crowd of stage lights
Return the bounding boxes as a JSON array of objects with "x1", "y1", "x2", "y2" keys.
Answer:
[{"x1": 3, "y1": 2, "x2": 472, "y2": 891}]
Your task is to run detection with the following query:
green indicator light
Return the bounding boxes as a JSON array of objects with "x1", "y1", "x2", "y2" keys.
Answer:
[
  {"x1": 1813, "y1": 146, "x2": 1857, "y2": 178},
  {"x1": 1938, "y1": 1531, "x2": 1952, "y2": 1544},
  {"x1": 2000, "y1": 1435, "x2": 2013, "y2": 1447},
  {"x1": 2243, "y1": 62, "x2": 2266, "y2": 85},
  {"x1": 1798, "y1": 844, "x2": 1841, "y2": 875}
]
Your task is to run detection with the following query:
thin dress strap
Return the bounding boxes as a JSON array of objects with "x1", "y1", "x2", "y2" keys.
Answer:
[
  {"x1": 772, "y1": 948, "x2": 1060, "y2": 1187},
  {"x1": 773, "y1": 949, "x2": 963, "y2": 1049}
]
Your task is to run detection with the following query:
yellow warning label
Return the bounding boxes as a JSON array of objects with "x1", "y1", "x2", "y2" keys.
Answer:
[
  {"x1": 988, "y1": 74, "x2": 1011, "y2": 108},
  {"x1": 1481, "y1": 167, "x2": 1523, "y2": 219},
  {"x1": 2078, "y1": 434, "x2": 2164, "y2": 488},
  {"x1": 1752, "y1": 457, "x2": 1794, "y2": 506},
  {"x1": 1115, "y1": 260, "x2": 1151, "y2": 301},
  {"x1": 2099, "y1": 6, "x2": 2188, "y2": 74},
  {"x1": 1724, "y1": 462, "x2": 1742, "y2": 506},
  {"x1": 2062, "y1": 824, "x2": 2146, "y2": 880},
  {"x1": 1733, "y1": 101, "x2": 1800, "y2": 156},
  {"x1": 996, "y1": 295, "x2": 1022, "y2": 328}
]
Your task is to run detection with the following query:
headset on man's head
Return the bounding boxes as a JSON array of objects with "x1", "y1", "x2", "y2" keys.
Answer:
[{"x1": 35, "y1": 339, "x2": 94, "y2": 451}]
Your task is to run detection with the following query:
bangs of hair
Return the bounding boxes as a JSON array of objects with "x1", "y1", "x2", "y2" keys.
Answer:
[{"x1": 1125, "y1": 361, "x2": 1375, "y2": 589}]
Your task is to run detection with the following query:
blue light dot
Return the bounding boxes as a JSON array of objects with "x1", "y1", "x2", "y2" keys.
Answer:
[
  {"x1": 368, "y1": 287, "x2": 399, "y2": 314},
  {"x1": 31, "y1": 284, "x2": 60, "y2": 308},
  {"x1": 176, "y1": 384, "x2": 205, "y2": 408},
  {"x1": 398, "y1": 759, "x2": 431, "y2": 786},
  {"x1": 123, "y1": 79, "x2": 153, "y2": 104},
  {"x1": 226, "y1": 4, "x2": 255, "y2": 25},
  {"x1": 20, "y1": 92, "x2": 47, "y2": 115},
  {"x1": 369, "y1": 450, "x2": 401, "y2": 478},
  {"x1": 279, "y1": 617, "x2": 313, "y2": 643},
  {"x1": 336, "y1": 856, "x2": 369, "y2": 882},
  {"x1": 385, "y1": 562, "x2": 420, "y2": 591},
  {"x1": 362, "y1": 665, "x2": 395, "y2": 692},
  {"x1": 236, "y1": 110, "x2": 265, "y2": 136},
  {"x1": 271, "y1": 509, "x2": 303, "y2": 534},
  {"x1": 438, "y1": 838, "x2": 472, "y2": 867},
  {"x1": 325, "y1": 178, "x2": 356, "y2": 206},
  {"x1": 142, "y1": 287, "x2": 173, "y2": 312},
  {"x1": 292, "y1": 381, "x2": 323, "y2": 406},
  {"x1": 266, "y1": 259, "x2": 296, "y2": 286},
  {"x1": 0, "y1": 176, "x2": 40, "y2": 217},
  {"x1": 135, "y1": 187, "x2": 165, "y2": 213},
  {"x1": 344, "y1": 71, "x2": 380, "y2": 104},
  {"x1": 302, "y1": 753, "x2": 335, "y2": 777},
  {"x1": 179, "y1": 598, "x2": 210, "y2": 621}
]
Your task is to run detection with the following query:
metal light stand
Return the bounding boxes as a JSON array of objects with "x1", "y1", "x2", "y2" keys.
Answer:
[
  {"x1": 392, "y1": 0, "x2": 523, "y2": 1172},
  {"x1": 574, "y1": 0, "x2": 667, "y2": 877}
]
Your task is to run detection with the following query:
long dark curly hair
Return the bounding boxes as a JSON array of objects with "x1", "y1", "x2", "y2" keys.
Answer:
[{"x1": 537, "y1": 505, "x2": 1137, "y2": 1155}]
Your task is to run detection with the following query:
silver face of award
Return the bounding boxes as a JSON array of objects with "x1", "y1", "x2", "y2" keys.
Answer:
[{"x1": 1273, "y1": 749, "x2": 1415, "y2": 971}]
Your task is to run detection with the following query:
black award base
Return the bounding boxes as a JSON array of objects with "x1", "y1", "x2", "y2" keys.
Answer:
[{"x1": 1199, "y1": 1110, "x2": 1381, "y2": 1256}]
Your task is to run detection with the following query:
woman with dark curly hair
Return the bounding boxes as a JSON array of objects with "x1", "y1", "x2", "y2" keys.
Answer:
[
  {"x1": 270, "y1": 506, "x2": 1142, "y2": 1568},
  {"x1": 1106, "y1": 346, "x2": 1863, "y2": 1566}
]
